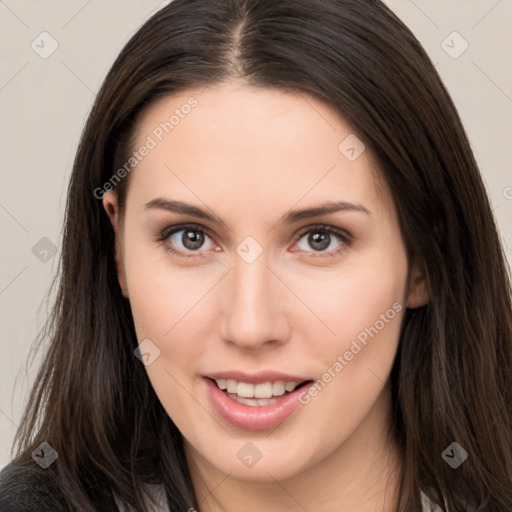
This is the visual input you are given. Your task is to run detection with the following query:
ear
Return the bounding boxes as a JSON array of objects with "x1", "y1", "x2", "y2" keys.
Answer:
[
  {"x1": 406, "y1": 261, "x2": 430, "y2": 309},
  {"x1": 102, "y1": 191, "x2": 129, "y2": 298}
]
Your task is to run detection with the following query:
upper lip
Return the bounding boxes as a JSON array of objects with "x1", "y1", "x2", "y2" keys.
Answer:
[{"x1": 204, "y1": 370, "x2": 313, "y2": 384}]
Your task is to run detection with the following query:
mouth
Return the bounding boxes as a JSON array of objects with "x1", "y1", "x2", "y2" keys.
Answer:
[
  {"x1": 209, "y1": 378, "x2": 313, "y2": 407},
  {"x1": 203, "y1": 375, "x2": 314, "y2": 431}
]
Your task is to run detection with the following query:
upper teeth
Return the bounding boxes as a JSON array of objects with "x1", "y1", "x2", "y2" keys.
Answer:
[{"x1": 215, "y1": 379, "x2": 301, "y2": 398}]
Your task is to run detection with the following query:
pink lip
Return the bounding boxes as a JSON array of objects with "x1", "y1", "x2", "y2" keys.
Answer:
[
  {"x1": 204, "y1": 377, "x2": 313, "y2": 431},
  {"x1": 204, "y1": 370, "x2": 311, "y2": 384}
]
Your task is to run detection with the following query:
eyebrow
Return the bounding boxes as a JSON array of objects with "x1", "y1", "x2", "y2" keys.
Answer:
[{"x1": 143, "y1": 198, "x2": 371, "y2": 226}]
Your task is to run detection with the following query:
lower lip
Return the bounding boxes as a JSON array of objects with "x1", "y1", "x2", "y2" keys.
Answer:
[{"x1": 204, "y1": 378, "x2": 312, "y2": 431}]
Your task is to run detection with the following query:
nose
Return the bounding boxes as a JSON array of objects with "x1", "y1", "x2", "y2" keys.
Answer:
[{"x1": 219, "y1": 252, "x2": 290, "y2": 351}]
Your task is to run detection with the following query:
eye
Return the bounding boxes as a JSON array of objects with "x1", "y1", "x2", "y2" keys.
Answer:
[
  {"x1": 157, "y1": 224, "x2": 217, "y2": 258},
  {"x1": 157, "y1": 223, "x2": 352, "y2": 259},
  {"x1": 292, "y1": 225, "x2": 352, "y2": 256}
]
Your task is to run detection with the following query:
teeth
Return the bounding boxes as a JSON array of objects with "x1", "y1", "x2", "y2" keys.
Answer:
[
  {"x1": 285, "y1": 382, "x2": 298, "y2": 392},
  {"x1": 237, "y1": 382, "x2": 255, "y2": 397},
  {"x1": 214, "y1": 379, "x2": 301, "y2": 398},
  {"x1": 272, "y1": 381, "x2": 286, "y2": 396},
  {"x1": 232, "y1": 396, "x2": 280, "y2": 407},
  {"x1": 216, "y1": 378, "x2": 228, "y2": 390},
  {"x1": 226, "y1": 379, "x2": 238, "y2": 393}
]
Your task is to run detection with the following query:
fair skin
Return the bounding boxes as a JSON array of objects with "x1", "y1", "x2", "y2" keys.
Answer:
[{"x1": 103, "y1": 81, "x2": 428, "y2": 511}]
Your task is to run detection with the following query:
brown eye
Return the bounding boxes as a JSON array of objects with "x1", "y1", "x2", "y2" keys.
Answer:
[
  {"x1": 159, "y1": 224, "x2": 216, "y2": 257},
  {"x1": 294, "y1": 225, "x2": 352, "y2": 256}
]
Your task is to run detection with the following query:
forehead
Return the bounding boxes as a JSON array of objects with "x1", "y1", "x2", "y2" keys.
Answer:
[
  {"x1": 126, "y1": 82, "x2": 389, "y2": 219},
  {"x1": 134, "y1": 81, "x2": 348, "y2": 156}
]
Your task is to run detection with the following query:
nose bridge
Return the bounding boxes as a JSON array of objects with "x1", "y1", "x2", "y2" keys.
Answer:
[{"x1": 220, "y1": 249, "x2": 285, "y2": 349}]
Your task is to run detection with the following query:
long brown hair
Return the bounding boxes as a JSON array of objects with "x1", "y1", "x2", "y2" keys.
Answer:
[{"x1": 12, "y1": 0, "x2": 512, "y2": 510}]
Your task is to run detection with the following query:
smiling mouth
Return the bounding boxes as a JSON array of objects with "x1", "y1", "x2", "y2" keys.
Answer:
[{"x1": 208, "y1": 378, "x2": 313, "y2": 407}]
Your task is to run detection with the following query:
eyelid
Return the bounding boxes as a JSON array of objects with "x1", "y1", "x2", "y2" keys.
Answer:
[
  {"x1": 159, "y1": 223, "x2": 215, "y2": 242},
  {"x1": 157, "y1": 222, "x2": 352, "y2": 258},
  {"x1": 293, "y1": 223, "x2": 352, "y2": 243}
]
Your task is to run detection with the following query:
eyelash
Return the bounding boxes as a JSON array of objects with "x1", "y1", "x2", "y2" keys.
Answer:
[{"x1": 156, "y1": 223, "x2": 352, "y2": 259}]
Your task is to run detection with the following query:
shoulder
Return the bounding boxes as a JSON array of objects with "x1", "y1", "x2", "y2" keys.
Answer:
[
  {"x1": 0, "y1": 459, "x2": 70, "y2": 511},
  {"x1": 0, "y1": 458, "x2": 119, "y2": 512}
]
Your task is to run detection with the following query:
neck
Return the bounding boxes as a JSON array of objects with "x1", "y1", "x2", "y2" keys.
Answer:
[{"x1": 185, "y1": 383, "x2": 402, "y2": 512}]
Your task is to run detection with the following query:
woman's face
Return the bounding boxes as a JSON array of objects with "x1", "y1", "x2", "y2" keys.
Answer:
[{"x1": 104, "y1": 82, "x2": 427, "y2": 483}]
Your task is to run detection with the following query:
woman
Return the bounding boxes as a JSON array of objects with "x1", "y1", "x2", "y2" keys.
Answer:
[{"x1": 1, "y1": 0, "x2": 511, "y2": 510}]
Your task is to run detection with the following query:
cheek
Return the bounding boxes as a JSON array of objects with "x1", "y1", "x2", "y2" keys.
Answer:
[
  {"x1": 121, "y1": 241, "x2": 213, "y2": 427},
  {"x1": 290, "y1": 244, "x2": 407, "y2": 449},
  {"x1": 121, "y1": 227, "x2": 211, "y2": 338},
  {"x1": 290, "y1": 240, "x2": 408, "y2": 358},
  {"x1": 122, "y1": 239, "x2": 231, "y2": 418}
]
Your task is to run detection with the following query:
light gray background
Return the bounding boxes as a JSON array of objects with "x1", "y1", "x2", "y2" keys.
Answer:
[{"x1": 1, "y1": 0, "x2": 511, "y2": 468}]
